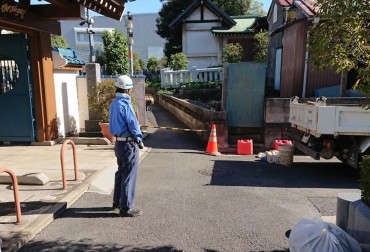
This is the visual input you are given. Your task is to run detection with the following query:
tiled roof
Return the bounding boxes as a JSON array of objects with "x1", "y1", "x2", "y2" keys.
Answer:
[
  {"x1": 295, "y1": 0, "x2": 318, "y2": 17},
  {"x1": 52, "y1": 47, "x2": 85, "y2": 66},
  {"x1": 211, "y1": 16, "x2": 257, "y2": 35},
  {"x1": 211, "y1": 15, "x2": 268, "y2": 36},
  {"x1": 277, "y1": 0, "x2": 293, "y2": 7}
]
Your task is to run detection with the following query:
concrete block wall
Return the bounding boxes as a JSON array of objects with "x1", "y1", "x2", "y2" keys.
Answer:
[
  {"x1": 157, "y1": 94, "x2": 228, "y2": 148},
  {"x1": 264, "y1": 98, "x2": 292, "y2": 150}
]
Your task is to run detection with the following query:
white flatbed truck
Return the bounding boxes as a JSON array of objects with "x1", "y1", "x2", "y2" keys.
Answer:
[{"x1": 289, "y1": 96, "x2": 370, "y2": 168}]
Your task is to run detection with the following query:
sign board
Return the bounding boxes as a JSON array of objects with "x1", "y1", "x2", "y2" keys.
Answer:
[{"x1": 0, "y1": 0, "x2": 27, "y2": 20}]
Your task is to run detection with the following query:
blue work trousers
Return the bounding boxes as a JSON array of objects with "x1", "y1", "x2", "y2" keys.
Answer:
[{"x1": 113, "y1": 141, "x2": 139, "y2": 209}]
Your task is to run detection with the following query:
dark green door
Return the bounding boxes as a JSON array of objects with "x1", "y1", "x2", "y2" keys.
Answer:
[{"x1": 0, "y1": 34, "x2": 34, "y2": 142}]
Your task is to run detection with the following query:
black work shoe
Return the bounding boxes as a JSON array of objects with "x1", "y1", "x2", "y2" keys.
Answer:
[
  {"x1": 119, "y1": 208, "x2": 143, "y2": 217},
  {"x1": 112, "y1": 202, "x2": 120, "y2": 210}
]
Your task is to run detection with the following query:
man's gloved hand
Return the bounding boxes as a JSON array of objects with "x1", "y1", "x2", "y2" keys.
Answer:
[{"x1": 137, "y1": 140, "x2": 144, "y2": 149}]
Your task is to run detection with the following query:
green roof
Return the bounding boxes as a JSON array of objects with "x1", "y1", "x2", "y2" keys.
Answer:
[{"x1": 211, "y1": 16, "x2": 258, "y2": 35}]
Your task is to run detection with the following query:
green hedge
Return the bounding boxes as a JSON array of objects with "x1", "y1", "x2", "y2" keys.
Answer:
[{"x1": 360, "y1": 155, "x2": 370, "y2": 206}]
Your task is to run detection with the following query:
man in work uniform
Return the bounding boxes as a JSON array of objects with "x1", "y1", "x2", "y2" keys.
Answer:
[{"x1": 109, "y1": 75, "x2": 144, "y2": 217}]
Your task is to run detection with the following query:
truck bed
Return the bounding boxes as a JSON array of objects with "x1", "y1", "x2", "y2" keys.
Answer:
[{"x1": 289, "y1": 97, "x2": 370, "y2": 137}]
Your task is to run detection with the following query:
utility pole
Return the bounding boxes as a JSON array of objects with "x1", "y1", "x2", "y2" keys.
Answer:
[
  {"x1": 125, "y1": 12, "x2": 134, "y2": 75},
  {"x1": 86, "y1": 9, "x2": 95, "y2": 63}
]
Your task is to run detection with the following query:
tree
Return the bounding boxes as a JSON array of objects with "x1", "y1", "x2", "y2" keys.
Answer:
[
  {"x1": 133, "y1": 51, "x2": 145, "y2": 73},
  {"x1": 246, "y1": 0, "x2": 267, "y2": 16},
  {"x1": 253, "y1": 31, "x2": 268, "y2": 63},
  {"x1": 308, "y1": 0, "x2": 370, "y2": 95},
  {"x1": 222, "y1": 43, "x2": 243, "y2": 63},
  {"x1": 102, "y1": 28, "x2": 129, "y2": 76},
  {"x1": 169, "y1": 52, "x2": 188, "y2": 70},
  {"x1": 157, "y1": 0, "x2": 251, "y2": 58},
  {"x1": 51, "y1": 35, "x2": 69, "y2": 48},
  {"x1": 147, "y1": 57, "x2": 159, "y2": 71}
]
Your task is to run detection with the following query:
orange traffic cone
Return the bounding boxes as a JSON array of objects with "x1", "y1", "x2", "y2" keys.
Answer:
[{"x1": 205, "y1": 124, "x2": 221, "y2": 156}]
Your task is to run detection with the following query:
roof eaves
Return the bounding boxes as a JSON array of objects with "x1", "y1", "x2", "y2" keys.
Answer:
[
  {"x1": 169, "y1": 0, "x2": 236, "y2": 29},
  {"x1": 169, "y1": 0, "x2": 199, "y2": 29},
  {"x1": 269, "y1": 17, "x2": 307, "y2": 36}
]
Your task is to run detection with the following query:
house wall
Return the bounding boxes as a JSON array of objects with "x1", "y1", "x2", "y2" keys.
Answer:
[
  {"x1": 76, "y1": 77, "x2": 89, "y2": 132},
  {"x1": 60, "y1": 13, "x2": 165, "y2": 64},
  {"x1": 266, "y1": 0, "x2": 286, "y2": 96},
  {"x1": 305, "y1": 63, "x2": 342, "y2": 97},
  {"x1": 182, "y1": 7, "x2": 222, "y2": 68},
  {"x1": 54, "y1": 70, "x2": 81, "y2": 137},
  {"x1": 280, "y1": 20, "x2": 308, "y2": 98}
]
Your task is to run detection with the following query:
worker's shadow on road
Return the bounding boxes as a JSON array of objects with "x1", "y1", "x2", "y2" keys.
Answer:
[{"x1": 57, "y1": 206, "x2": 120, "y2": 218}]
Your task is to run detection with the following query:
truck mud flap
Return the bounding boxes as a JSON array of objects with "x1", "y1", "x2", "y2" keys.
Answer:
[
  {"x1": 346, "y1": 147, "x2": 360, "y2": 169},
  {"x1": 293, "y1": 140, "x2": 321, "y2": 160}
]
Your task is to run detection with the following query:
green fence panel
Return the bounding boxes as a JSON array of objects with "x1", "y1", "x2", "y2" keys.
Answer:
[{"x1": 226, "y1": 62, "x2": 266, "y2": 127}]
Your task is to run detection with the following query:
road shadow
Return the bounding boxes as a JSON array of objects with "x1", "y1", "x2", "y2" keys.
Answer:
[
  {"x1": 56, "y1": 206, "x2": 119, "y2": 218},
  {"x1": 143, "y1": 104, "x2": 206, "y2": 151},
  {"x1": 205, "y1": 160, "x2": 360, "y2": 189},
  {"x1": 18, "y1": 238, "x2": 182, "y2": 251}
]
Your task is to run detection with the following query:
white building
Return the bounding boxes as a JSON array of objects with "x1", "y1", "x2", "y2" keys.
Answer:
[{"x1": 60, "y1": 13, "x2": 165, "y2": 64}]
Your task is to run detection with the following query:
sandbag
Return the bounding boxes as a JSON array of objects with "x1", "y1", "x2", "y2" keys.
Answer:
[{"x1": 288, "y1": 218, "x2": 361, "y2": 252}]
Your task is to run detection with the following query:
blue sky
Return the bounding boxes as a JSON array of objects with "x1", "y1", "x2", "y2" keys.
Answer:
[{"x1": 125, "y1": 0, "x2": 271, "y2": 14}]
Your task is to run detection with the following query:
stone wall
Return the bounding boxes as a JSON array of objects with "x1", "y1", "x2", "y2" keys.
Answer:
[
  {"x1": 157, "y1": 95, "x2": 228, "y2": 148},
  {"x1": 77, "y1": 75, "x2": 146, "y2": 134}
]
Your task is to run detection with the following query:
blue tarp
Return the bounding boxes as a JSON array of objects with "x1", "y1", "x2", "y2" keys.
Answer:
[{"x1": 314, "y1": 85, "x2": 340, "y2": 97}]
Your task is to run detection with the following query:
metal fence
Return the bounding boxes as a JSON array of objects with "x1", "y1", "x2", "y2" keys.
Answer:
[{"x1": 160, "y1": 66, "x2": 223, "y2": 88}]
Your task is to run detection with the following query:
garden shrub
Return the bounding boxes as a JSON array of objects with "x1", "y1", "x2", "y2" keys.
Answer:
[
  {"x1": 169, "y1": 52, "x2": 188, "y2": 70},
  {"x1": 360, "y1": 155, "x2": 370, "y2": 206}
]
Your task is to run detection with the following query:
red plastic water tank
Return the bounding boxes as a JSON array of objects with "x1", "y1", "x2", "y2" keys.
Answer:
[
  {"x1": 274, "y1": 139, "x2": 292, "y2": 150},
  {"x1": 237, "y1": 139, "x2": 253, "y2": 155}
]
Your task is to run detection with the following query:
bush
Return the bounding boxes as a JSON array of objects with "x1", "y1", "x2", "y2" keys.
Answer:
[
  {"x1": 254, "y1": 31, "x2": 268, "y2": 63},
  {"x1": 88, "y1": 79, "x2": 116, "y2": 123},
  {"x1": 169, "y1": 52, "x2": 188, "y2": 70},
  {"x1": 147, "y1": 57, "x2": 159, "y2": 71},
  {"x1": 360, "y1": 155, "x2": 370, "y2": 206},
  {"x1": 180, "y1": 81, "x2": 222, "y2": 90},
  {"x1": 222, "y1": 43, "x2": 243, "y2": 63}
]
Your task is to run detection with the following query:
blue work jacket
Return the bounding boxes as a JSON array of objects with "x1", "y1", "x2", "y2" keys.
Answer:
[{"x1": 109, "y1": 93, "x2": 142, "y2": 142}]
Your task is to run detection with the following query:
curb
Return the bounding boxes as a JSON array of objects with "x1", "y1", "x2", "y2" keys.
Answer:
[
  {"x1": 3, "y1": 179, "x2": 90, "y2": 252},
  {"x1": 2, "y1": 146, "x2": 152, "y2": 252}
]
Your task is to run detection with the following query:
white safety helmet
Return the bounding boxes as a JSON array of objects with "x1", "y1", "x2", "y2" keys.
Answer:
[{"x1": 115, "y1": 75, "x2": 133, "y2": 90}]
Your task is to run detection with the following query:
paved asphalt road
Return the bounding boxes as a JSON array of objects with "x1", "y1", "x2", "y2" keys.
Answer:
[{"x1": 19, "y1": 104, "x2": 361, "y2": 252}]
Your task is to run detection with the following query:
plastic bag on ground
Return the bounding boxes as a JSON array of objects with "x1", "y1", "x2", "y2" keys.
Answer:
[{"x1": 288, "y1": 218, "x2": 361, "y2": 252}]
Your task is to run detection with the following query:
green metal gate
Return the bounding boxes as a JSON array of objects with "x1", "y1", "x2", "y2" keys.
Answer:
[
  {"x1": 0, "y1": 34, "x2": 34, "y2": 142},
  {"x1": 226, "y1": 62, "x2": 266, "y2": 127}
]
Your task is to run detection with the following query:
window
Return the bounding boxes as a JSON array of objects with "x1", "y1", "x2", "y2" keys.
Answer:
[
  {"x1": 273, "y1": 4, "x2": 278, "y2": 23},
  {"x1": 274, "y1": 48, "x2": 282, "y2": 91},
  {"x1": 73, "y1": 27, "x2": 114, "y2": 47}
]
